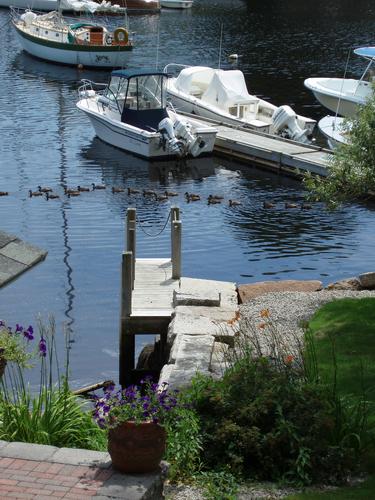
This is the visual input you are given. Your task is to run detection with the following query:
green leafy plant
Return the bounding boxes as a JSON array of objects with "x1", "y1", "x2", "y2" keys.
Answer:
[
  {"x1": 303, "y1": 84, "x2": 375, "y2": 206},
  {"x1": 194, "y1": 470, "x2": 239, "y2": 500},
  {"x1": 0, "y1": 317, "x2": 106, "y2": 450},
  {"x1": 0, "y1": 320, "x2": 35, "y2": 366}
]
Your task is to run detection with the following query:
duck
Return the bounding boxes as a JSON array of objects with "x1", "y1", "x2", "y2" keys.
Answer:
[
  {"x1": 91, "y1": 183, "x2": 106, "y2": 190},
  {"x1": 29, "y1": 190, "x2": 44, "y2": 197},
  {"x1": 208, "y1": 194, "x2": 224, "y2": 200},
  {"x1": 143, "y1": 189, "x2": 157, "y2": 197},
  {"x1": 64, "y1": 187, "x2": 80, "y2": 196},
  {"x1": 185, "y1": 192, "x2": 200, "y2": 201},
  {"x1": 229, "y1": 199, "x2": 241, "y2": 207},
  {"x1": 128, "y1": 187, "x2": 141, "y2": 195},
  {"x1": 38, "y1": 185, "x2": 52, "y2": 193},
  {"x1": 112, "y1": 187, "x2": 125, "y2": 193},
  {"x1": 0, "y1": 191, "x2": 9, "y2": 196},
  {"x1": 285, "y1": 202, "x2": 299, "y2": 209},
  {"x1": 77, "y1": 185, "x2": 90, "y2": 192},
  {"x1": 155, "y1": 193, "x2": 168, "y2": 202},
  {"x1": 263, "y1": 201, "x2": 276, "y2": 209},
  {"x1": 45, "y1": 192, "x2": 60, "y2": 200},
  {"x1": 165, "y1": 190, "x2": 178, "y2": 197},
  {"x1": 301, "y1": 202, "x2": 313, "y2": 210},
  {"x1": 208, "y1": 197, "x2": 221, "y2": 205}
]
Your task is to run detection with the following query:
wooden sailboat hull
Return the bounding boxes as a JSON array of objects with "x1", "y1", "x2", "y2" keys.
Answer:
[{"x1": 14, "y1": 25, "x2": 132, "y2": 68}]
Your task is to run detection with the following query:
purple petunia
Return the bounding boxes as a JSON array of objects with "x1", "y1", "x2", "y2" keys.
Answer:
[
  {"x1": 24, "y1": 326, "x2": 34, "y2": 341},
  {"x1": 15, "y1": 324, "x2": 23, "y2": 334}
]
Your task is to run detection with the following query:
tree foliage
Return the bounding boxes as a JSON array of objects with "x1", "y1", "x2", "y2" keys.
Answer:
[{"x1": 304, "y1": 86, "x2": 375, "y2": 206}]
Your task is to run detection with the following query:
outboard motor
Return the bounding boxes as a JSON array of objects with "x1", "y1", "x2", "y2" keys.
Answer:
[
  {"x1": 272, "y1": 105, "x2": 311, "y2": 144},
  {"x1": 158, "y1": 118, "x2": 185, "y2": 157},
  {"x1": 173, "y1": 119, "x2": 206, "y2": 158}
]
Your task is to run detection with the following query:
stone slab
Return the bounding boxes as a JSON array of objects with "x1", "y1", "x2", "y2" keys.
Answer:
[
  {"x1": 97, "y1": 462, "x2": 168, "y2": 499},
  {"x1": 174, "y1": 305, "x2": 239, "y2": 321},
  {"x1": 159, "y1": 363, "x2": 174, "y2": 385},
  {"x1": 210, "y1": 342, "x2": 230, "y2": 378},
  {"x1": 174, "y1": 334, "x2": 215, "y2": 371},
  {"x1": 173, "y1": 289, "x2": 221, "y2": 307},
  {"x1": 238, "y1": 280, "x2": 323, "y2": 303},
  {"x1": 0, "y1": 442, "x2": 58, "y2": 461},
  {"x1": 0, "y1": 240, "x2": 47, "y2": 266},
  {"x1": 179, "y1": 277, "x2": 238, "y2": 308},
  {"x1": 0, "y1": 231, "x2": 17, "y2": 249},
  {"x1": 51, "y1": 447, "x2": 111, "y2": 467},
  {"x1": 326, "y1": 277, "x2": 362, "y2": 291},
  {"x1": 0, "y1": 254, "x2": 27, "y2": 285},
  {"x1": 163, "y1": 366, "x2": 211, "y2": 389}
]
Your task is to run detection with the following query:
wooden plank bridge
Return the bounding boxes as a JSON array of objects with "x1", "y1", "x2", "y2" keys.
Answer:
[{"x1": 119, "y1": 207, "x2": 181, "y2": 387}]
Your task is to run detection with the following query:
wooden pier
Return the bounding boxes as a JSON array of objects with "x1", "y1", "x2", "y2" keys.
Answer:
[
  {"x1": 183, "y1": 113, "x2": 332, "y2": 177},
  {"x1": 119, "y1": 207, "x2": 181, "y2": 387}
]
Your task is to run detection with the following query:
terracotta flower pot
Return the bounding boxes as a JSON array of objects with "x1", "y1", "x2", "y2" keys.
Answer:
[
  {"x1": 108, "y1": 421, "x2": 166, "y2": 474},
  {"x1": 0, "y1": 355, "x2": 6, "y2": 379}
]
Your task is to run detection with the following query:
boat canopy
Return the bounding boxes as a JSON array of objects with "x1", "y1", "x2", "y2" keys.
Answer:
[
  {"x1": 354, "y1": 47, "x2": 375, "y2": 59},
  {"x1": 201, "y1": 70, "x2": 256, "y2": 108},
  {"x1": 112, "y1": 69, "x2": 170, "y2": 80}
]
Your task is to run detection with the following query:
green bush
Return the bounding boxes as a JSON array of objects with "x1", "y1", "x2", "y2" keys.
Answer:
[{"x1": 188, "y1": 356, "x2": 360, "y2": 486}]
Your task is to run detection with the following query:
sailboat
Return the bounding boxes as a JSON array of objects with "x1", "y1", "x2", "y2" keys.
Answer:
[{"x1": 11, "y1": 6, "x2": 134, "y2": 68}]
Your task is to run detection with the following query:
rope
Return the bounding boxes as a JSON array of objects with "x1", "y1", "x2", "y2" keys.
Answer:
[
  {"x1": 0, "y1": 18, "x2": 11, "y2": 30},
  {"x1": 136, "y1": 211, "x2": 171, "y2": 237}
]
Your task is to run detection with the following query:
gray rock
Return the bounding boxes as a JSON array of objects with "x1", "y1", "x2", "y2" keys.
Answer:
[
  {"x1": 0, "y1": 442, "x2": 58, "y2": 461},
  {"x1": 174, "y1": 334, "x2": 215, "y2": 372},
  {"x1": 359, "y1": 272, "x2": 375, "y2": 289},
  {"x1": 173, "y1": 289, "x2": 221, "y2": 307},
  {"x1": 51, "y1": 447, "x2": 111, "y2": 467},
  {"x1": 326, "y1": 277, "x2": 362, "y2": 290}
]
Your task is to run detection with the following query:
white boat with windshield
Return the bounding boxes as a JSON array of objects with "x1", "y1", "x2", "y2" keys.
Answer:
[
  {"x1": 318, "y1": 116, "x2": 349, "y2": 149},
  {"x1": 304, "y1": 47, "x2": 375, "y2": 117},
  {"x1": 164, "y1": 64, "x2": 316, "y2": 144},
  {"x1": 76, "y1": 69, "x2": 218, "y2": 159}
]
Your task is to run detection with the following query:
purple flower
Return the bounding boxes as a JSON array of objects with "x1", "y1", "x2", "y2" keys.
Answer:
[
  {"x1": 15, "y1": 324, "x2": 23, "y2": 333},
  {"x1": 24, "y1": 326, "x2": 34, "y2": 341},
  {"x1": 39, "y1": 336, "x2": 47, "y2": 357},
  {"x1": 0, "y1": 320, "x2": 4, "y2": 327}
]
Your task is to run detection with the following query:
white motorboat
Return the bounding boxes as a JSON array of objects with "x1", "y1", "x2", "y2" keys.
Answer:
[
  {"x1": 304, "y1": 47, "x2": 375, "y2": 117},
  {"x1": 1, "y1": 0, "x2": 126, "y2": 14},
  {"x1": 11, "y1": 8, "x2": 133, "y2": 68},
  {"x1": 164, "y1": 64, "x2": 316, "y2": 144},
  {"x1": 161, "y1": 0, "x2": 193, "y2": 8},
  {"x1": 76, "y1": 69, "x2": 218, "y2": 159},
  {"x1": 318, "y1": 116, "x2": 348, "y2": 149}
]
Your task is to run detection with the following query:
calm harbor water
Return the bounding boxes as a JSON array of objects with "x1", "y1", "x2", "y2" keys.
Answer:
[{"x1": 0, "y1": 0, "x2": 375, "y2": 386}]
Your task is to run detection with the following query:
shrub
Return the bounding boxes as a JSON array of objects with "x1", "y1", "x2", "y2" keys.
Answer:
[{"x1": 186, "y1": 310, "x2": 368, "y2": 486}]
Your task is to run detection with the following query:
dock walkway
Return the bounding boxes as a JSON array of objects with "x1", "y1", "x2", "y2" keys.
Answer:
[{"x1": 183, "y1": 113, "x2": 332, "y2": 176}]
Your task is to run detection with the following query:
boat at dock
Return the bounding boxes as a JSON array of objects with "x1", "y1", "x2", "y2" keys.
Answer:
[
  {"x1": 164, "y1": 64, "x2": 316, "y2": 144},
  {"x1": 1, "y1": 0, "x2": 126, "y2": 14},
  {"x1": 304, "y1": 46, "x2": 375, "y2": 117},
  {"x1": 76, "y1": 69, "x2": 218, "y2": 159},
  {"x1": 161, "y1": 0, "x2": 193, "y2": 9},
  {"x1": 11, "y1": 8, "x2": 133, "y2": 68},
  {"x1": 318, "y1": 116, "x2": 348, "y2": 149}
]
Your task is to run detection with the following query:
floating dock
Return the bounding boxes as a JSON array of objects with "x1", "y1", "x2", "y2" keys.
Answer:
[{"x1": 182, "y1": 113, "x2": 332, "y2": 177}]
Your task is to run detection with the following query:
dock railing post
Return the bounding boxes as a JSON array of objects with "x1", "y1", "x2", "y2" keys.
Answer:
[
  {"x1": 126, "y1": 208, "x2": 136, "y2": 290},
  {"x1": 119, "y1": 250, "x2": 134, "y2": 387},
  {"x1": 171, "y1": 206, "x2": 181, "y2": 279}
]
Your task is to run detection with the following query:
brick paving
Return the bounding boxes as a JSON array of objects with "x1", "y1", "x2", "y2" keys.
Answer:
[
  {"x1": 0, "y1": 442, "x2": 167, "y2": 499},
  {"x1": 0, "y1": 457, "x2": 114, "y2": 499}
]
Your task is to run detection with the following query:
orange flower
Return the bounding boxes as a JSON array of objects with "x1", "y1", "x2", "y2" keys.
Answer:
[
  {"x1": 260, "y1": 309, "x2": 270, "y2": 318},
  {"x1": 258, "y1": 322, "x2": 266, "y2": 329},
  {"x1": 284, "y1": 355, "x2": 294, "y2": 364}
]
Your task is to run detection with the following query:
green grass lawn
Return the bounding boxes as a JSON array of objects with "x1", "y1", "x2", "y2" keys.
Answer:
[{"x1": 287, "y1": 297, "x2": 375, "y2": 499}]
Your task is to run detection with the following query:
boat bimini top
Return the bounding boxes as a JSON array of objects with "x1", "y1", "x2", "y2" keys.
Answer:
[{"x1": 107, "y1": 69, "x2": 171, "y2": 130}]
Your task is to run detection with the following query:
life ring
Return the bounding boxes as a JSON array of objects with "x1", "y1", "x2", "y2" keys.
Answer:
[{"x1": 113, "y1": 28, "x2": 129, "y2": 45}]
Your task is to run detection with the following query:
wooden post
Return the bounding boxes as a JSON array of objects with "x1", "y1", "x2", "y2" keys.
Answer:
[
  {"x1": 127, "y1": 208, "x2": 136, "y2": 290},
  {"x1": 172, "y1": 220, "x2": 181, "y2": 279},
  {"x1": 119, "y1": 251, "x2": 134, "y2": 387}
]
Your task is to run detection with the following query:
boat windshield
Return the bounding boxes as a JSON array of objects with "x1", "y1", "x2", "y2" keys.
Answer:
[{"x1": 124, "y1": 74, "x2": 166, "y2": 111}]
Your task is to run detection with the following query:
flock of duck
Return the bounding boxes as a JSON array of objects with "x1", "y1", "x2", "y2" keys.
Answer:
[{"x1": 0, "y1": 184, "x2": 313, "y2": 209}]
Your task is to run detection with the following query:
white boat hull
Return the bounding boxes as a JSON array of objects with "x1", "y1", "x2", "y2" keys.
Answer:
[
  {"x1": 161, "y1": 0, "x2": 193, "y2": 8},
  {"x1": 14, "y1": 28, "x2": 132, "y2": 68},
  {"x1": 304, "y1": 77, "x2": 371, "y2": 117},
  {"x1": 318, "y1": 116, "x2": 348, "y2": 149},
  {"x1": 0, "y1": 0, "x2": 125, "y2": 13},
  {"x1": 77, "y1": 98, "x2": 217, "y2": 159}
]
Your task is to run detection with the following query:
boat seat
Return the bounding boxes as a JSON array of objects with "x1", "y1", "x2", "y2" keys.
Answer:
[{"x1": 189, "y1": 85, "x2": 204, "y2": 97}]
